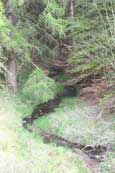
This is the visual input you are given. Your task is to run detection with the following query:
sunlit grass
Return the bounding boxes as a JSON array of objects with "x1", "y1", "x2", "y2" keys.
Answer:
[{"x1": 0, "y1": 90, "x2": 90, "y2": 173}]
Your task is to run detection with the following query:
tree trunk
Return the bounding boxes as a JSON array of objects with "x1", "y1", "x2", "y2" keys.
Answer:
[
  {"x1": 66, "y1": 0, "x2": 74, "y2": 17},
  {"x1": 7, "y1": 52, "x2": 17, "y2": 92},
  {"x1": 3, "y1": 0, "x2": 17, "y2": 92}
]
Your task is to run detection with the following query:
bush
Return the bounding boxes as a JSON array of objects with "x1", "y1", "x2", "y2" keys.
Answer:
[{"x1": 22, "y1": 68, "x2": 63, "y2": 107}]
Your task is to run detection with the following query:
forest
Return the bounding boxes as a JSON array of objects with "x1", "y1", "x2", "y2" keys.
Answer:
[{"x1": 0, "y1": 0, "x2": 115, "y2": 172}]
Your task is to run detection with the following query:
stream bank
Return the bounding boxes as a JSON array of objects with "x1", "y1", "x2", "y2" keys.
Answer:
[
  {"x1": 22, "y1": 62, "x2": 113, "y2": 173},
  {"x1": 23, "y1": 94, "x2": 109, "y2": 173}
]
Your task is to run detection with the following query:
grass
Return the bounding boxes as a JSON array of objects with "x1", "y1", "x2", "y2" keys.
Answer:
[
  {"x1": 34, "y1": 97, "x2": 115, "y2": 146},
  {"x1": 0, "y1": 90, "x2": 90, "y2": 173},
  {"x1": 1, "y1": 89, "x2": 115, "y2": 173},
  {"x1": 98, "y1": 151, "x2": 115, "y2": 173},
  {"x1": 34, "y1": 97, "x2": 115, "y2": 173}
]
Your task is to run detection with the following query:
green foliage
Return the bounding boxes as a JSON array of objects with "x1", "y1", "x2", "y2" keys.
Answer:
[
  {"x1": 0, "y1": 0, "x2": 32, "y2": 83},
  {"x1": 0, "y1": 47, "x2": 6, "y2": 74},
  {"x1": 0, "y1": 0, "x2": 67, "y2": 87},
  {"x1": 22, "y1": 68, "x2": 62, "y2": 107},
  {"x1": 0, "y1": 2, "x2": 30, "y2": 52},
  {"x1": 67, "y1": 0, "x2": 115, "y2": 83},
  {"x1": 27, "y1": 0, "x2": 67, "y2": 62},
  {"x1": 68, "y1": 44, "x2": 100, "y2": 73},
  {"x1": 0, "y1": 2, "x2": 7, "y2": 77},
  {"x1": 0, "y1": 1, "x2": 115, "y2": 173},
  {"x1": 38, "y1": 0, "x2": 66, "y2": 38}
]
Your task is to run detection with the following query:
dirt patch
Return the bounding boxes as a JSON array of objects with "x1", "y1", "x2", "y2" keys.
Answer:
[{"x1": 80, "y1": 78, "x2": 107, "y2": 105}]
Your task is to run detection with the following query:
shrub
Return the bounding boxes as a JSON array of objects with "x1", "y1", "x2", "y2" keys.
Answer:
[{"x1": 22, "y1": 68, "x2": 63, "y2": 107}]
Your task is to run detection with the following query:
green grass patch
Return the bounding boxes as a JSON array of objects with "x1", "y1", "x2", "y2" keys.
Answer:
[
  {"x1": 98, "y1": 151, "x2": 115, "y2": 173},
  {"x1": 0, "y1": 90, "x2": 90, "y2": 173},
  {"x1": 35, "y1": 98, "x2": 115, "y2": 146}
]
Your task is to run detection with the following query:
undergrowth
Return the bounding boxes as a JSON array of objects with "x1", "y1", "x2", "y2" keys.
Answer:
[{"x1": 67, "y1": 0, "x2": 115, "y2": 85}]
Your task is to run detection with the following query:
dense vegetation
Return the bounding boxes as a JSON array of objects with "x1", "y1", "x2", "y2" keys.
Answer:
[{"x1": 0, "y1": 0, "x2": 115, "y2": 173}]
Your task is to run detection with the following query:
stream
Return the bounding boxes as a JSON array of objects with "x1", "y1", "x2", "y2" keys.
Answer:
[{"x1": 22, "y1": 93, "x2": 109, "y2": 172}]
